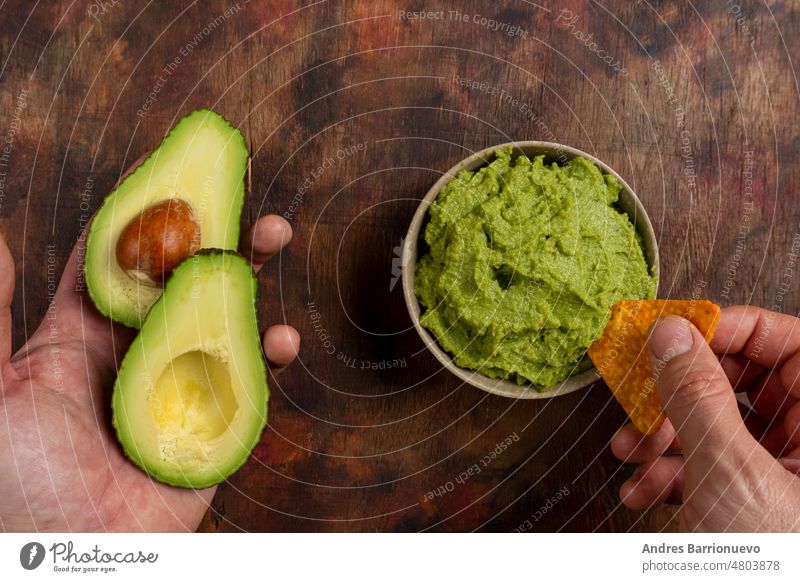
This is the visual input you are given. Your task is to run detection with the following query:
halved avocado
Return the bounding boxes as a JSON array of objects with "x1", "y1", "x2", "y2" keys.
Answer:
[
  {"x1": 112, "y1": 250, "x2": 268, "y2": 489},
  {"x1": 85, "y1": 109, "x2": 249, "y2": 328}
]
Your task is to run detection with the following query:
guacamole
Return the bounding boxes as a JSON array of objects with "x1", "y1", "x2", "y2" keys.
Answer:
[{"x1": 414, "y1": 148, "x2": 656, "y2": 390}]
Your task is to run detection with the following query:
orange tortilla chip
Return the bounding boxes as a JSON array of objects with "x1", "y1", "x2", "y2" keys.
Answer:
[{"x1": 587, "y1": 300, "x2": 721, "y2": 435}]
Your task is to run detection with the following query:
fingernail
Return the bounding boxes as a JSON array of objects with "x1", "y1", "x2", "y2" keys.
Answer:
[{"x1": 648, "y1": 316, "x2": 694, "y2": 361}]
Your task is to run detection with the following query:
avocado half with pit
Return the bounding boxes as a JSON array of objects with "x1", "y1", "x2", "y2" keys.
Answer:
[
  {"x1": 112, "y1": 250, "x2": 268, "y2": 489},
  {"x1": 85, "y1": 109, "x2": 249, "y2": 328}
]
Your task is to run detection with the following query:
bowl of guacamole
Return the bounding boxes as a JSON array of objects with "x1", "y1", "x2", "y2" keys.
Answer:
[{"x1": 402, "y1": 142, "x2": 659, "y2": 399}]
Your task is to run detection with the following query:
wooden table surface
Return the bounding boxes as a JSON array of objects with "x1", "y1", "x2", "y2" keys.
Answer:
[{"x1": 1, "y1": 0, "x2": 798, "y2": 532}]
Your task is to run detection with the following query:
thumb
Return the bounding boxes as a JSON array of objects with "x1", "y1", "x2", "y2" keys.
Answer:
[
  {"x1": 648, "y1": 315, "x2": 754, "y2": 463},
  {"x1": 0, "y1": 228, "x2": 14, "y2": 364}
]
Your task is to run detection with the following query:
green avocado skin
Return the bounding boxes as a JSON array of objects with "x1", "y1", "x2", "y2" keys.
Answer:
[
  {"x1": 111, "y1": 250, "x2": 269, "y2": 489},
  {"x1": 415, "y1": 147, "x2": 656, "y2": 390}
]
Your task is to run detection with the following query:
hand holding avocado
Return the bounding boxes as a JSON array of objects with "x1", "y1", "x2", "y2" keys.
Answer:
[
  {"x1": 611, "y1": 307, "x2": 800, "y2": 531},
  {"x1": 0, "y1": 157, "x2": 299, "y2": 531}
]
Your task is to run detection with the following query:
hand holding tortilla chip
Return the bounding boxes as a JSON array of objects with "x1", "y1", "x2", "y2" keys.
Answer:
[{"x1": 588, "y1": 300, "x2": 721, "y2": 434}]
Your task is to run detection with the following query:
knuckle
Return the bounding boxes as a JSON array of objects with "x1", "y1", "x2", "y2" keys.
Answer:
[{"x1": 660, "y1": 363, "x2": 730, "y2": 408}]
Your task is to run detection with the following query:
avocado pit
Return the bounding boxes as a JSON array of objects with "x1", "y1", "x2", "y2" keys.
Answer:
[{"x1": 115, "y1": 198, "x2": 201, "y2": 286}]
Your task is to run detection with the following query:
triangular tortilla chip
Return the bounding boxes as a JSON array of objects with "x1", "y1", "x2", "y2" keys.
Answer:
[{"x1": 588, "y1": 299, "x2": 721, "y2": 435}]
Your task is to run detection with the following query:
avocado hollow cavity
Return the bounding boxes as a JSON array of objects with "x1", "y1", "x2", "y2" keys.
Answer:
[{"x1": 150, "y1": 350, "x2": 238, "y2": 445}]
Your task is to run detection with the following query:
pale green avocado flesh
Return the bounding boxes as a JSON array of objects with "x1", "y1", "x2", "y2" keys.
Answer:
[
  {"x1": 85, "y1": 109, "x2": 249, "y2": 328},
  {"x1": 112, "y1": 250, "x2": 269, "y2": 489},
  {"x1": 415, "y1": 147, "x2": 657, "y2": 390}
]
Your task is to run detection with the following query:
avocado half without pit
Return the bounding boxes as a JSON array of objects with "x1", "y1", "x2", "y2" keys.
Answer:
[
  {"x1": 112, "y1": 250, "x2": 269, "y2": 489},
  {"x1": 85, "y1": 108, "x2": 249, "y2": 328}
]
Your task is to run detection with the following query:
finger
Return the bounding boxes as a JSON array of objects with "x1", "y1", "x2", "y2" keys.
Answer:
[
  {"x1": 778, "y1": 457, "x2": 800, "y2": 475},
  {"x1": 748, "y1": 373, "x2": 799, "y2": 423},
  {"x1": 757, "y1": 422, "x2": 791, "y2": 458},
  {"x1": 738, "y1": 400, "x2": 767, "y2": 435},
  {"x1": 735, "y1": 401, "x2": 788, "y2": 456},
  {"x1": 611, "y1": 419, "x2": 680, "y2": 463},
  {"x1": 263, "y1": 325, "x2": 300, "y2": 373},
  {"x1": 620, "y1": 456, "x2": 684, "y2": 510},
  {"x1": 722, "y1": 350, "x2": 800, "y2": 424},
  {"x1": 240, "y1": 215, "x2": 293, "y2": 273},
  {"x1": 780, "y1": 349, "x2": 800, "y2": 398},
  {"x1": 718, "y1": 353, "x2": 767, "y2": 392},
  {"x1": 784, "y1": 402, "x2": 800, "y2": 449},
  {"x1": 710, "y1": 305, "x2": 800, "y2": 368},
  {"x1": 0, "y1": 229, "x2": 15, "y2": 364},
  {"x1": 649, "y1": 316, "x2": 756, "y2": 463},
  {"x1": 775, "y1": 439, "x2": 800, "y2": 474}
]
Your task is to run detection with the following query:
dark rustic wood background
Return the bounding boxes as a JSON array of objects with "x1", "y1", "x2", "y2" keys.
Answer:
[{"x1": 1, "y1": 0, "x2": 798, "y2": 532}]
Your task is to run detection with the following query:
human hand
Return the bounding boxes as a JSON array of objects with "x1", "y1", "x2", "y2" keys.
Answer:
[
  {"x1": 0, "y1": 163, "x2": 300, "y2": 532},
  {"x1": 611, "y1": 306, "x2": 800, "y2": 531}
]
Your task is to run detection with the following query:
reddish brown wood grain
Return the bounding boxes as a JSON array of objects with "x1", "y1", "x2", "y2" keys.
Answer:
[{"x1": 1, "y1": 0, "x2": 797, "y2": 532}]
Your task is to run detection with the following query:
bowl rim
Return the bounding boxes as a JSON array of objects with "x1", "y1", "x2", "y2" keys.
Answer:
[{"x1": 401, "y1": 141, "x2": 660, "y2": 399}]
